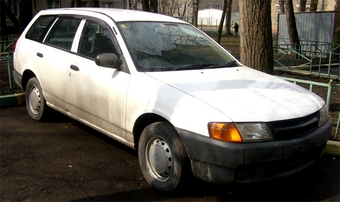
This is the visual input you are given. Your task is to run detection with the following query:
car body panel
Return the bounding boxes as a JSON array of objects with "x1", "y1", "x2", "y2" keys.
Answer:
[
  {"x1": 125, "y1": 72, "x2": 230, "y2": 138},
  {"x1": 13, "y1": 36, "x2": 41, "y2": 86},
  {"x1": 35, "y1": 44, "x2": 71, "y2": 110},
  {"x1": 145, "y1": 67, "x2": 325, "y2": 122},
  {"x1": 67, "y1": 53, "x2": 130, "y2": 140}
]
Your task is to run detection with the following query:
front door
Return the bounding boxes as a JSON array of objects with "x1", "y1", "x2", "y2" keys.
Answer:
[{"x1": 68, "y1": 19, "x2": 130, "y2": 139}]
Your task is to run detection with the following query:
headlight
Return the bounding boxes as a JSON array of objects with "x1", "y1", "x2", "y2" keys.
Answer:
[
  {"x1": 208, "y1": 122, "x2": 273, "y2": 143},
  {"x1": 318, "y1": 105, "x2": 329, "y2": 126}
]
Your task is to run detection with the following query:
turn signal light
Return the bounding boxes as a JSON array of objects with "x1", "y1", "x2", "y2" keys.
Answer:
[{"x1": 208, "y1": 123, "x2": 243, "y2": 142}]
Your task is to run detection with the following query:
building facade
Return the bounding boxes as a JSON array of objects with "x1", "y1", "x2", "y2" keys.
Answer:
[{"x1": 199, "y1": 0, "x2": 223, "y2": 10}]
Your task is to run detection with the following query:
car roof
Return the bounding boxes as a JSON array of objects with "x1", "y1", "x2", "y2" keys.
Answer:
[{"x1": 38, "y1": 8, "x2": 186, "y2": 23}]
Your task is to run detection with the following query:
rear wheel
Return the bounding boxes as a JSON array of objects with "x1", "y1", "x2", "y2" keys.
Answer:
[
  {"x1": 138, "y1": 122, "x2": 189, "y2": 192},
  {"x1": 25, "y1": 77, "x2": 47, "y2": 121}
]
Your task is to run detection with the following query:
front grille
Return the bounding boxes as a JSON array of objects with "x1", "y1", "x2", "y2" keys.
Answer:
[{"x1": 267, "y1": 112, "x2": 319, "y2": 140}]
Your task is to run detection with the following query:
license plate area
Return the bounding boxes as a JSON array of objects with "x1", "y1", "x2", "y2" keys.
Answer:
[{"x1": 294, "y1": 140, "x2": 316, "y2": 155}]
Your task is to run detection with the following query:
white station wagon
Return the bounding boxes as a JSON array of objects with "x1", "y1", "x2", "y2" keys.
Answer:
[{"x1": 13, "y1": 8, "x2": 332, "y2": 192}]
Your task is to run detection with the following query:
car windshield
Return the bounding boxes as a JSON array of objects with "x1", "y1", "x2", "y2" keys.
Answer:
[{"x1": 117, "y1": 22, "x2": 237, "y2": 72}]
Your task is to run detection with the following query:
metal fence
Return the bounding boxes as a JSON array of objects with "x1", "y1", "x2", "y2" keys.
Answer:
[
  {"x1": 0, "y1": 35, "x2": 17, "y2": 95},
  {"x1": 0, "y1": 54, "x2": 14, "y2": 94},
  {"x1": 0, "y1": 35, "x2": 17, "y2": 54},
  {"x1": 274, "y1": 42, "x2": 340, "y2": 79}
]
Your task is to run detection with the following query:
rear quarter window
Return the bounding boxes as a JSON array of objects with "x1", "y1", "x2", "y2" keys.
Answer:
[{"x1": 26, "y1": 15, "x2": 57, "y2": 42}]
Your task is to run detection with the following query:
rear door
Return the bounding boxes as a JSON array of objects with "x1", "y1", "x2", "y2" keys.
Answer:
[{"x1": 36, "y1": 16, "x2": 81, "y2": 110}]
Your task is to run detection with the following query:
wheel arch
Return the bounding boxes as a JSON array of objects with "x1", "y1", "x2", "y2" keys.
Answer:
[
  {"x1": 132, "y1": 113, "x2": 170, "y2": 150},
  {"x1": 22, "y1": 70, "x2": 37, "y2": 91}
]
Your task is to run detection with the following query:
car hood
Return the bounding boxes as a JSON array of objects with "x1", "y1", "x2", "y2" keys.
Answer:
[{"x1": 146, "y1": 67, "x2": 324, "y2": 122}]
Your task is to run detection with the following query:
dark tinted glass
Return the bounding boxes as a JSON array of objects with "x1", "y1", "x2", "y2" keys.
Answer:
[
  {"x1": 78, "y1": 20, "x2": 116, "y2": 58},
  {"x1": 26, "y1": 15, "x2": 56, "y2": 42},
  {"x1": 45, "y1": 17, "x2": 81, "y2": 50}
]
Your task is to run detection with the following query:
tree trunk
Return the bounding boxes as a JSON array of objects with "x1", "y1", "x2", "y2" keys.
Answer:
[
  {"x1": 285, "y1": 0, "x2": 300, "y2": 46},
  {"x1": 225, "y1": 0, "x2": 232, "y2": 35},
  {"x1": 192, "y1": 0, "x2": 199, "y2": 27},
  {"x1": 334, "y1": 0, "x2": 339, "y2": 58},
  {"x1": 310, "y1": 0, "x2": 318, "y2": 11},
  {"x1": 334, "y1": 0, "x2": 340, "y2": 42},
  {"x1": 18, "y1": 0, "x2": 32, "y2": 33},
  {"x1": 217, "y1": 0, "x2": 228, "y2": 44},
  {"x1": 94, "y1": 0, "x2": 99, "y2": 7},
  {"x1": 239, "y1": 0, "x2": 273, "y2": 74},
  {"x1": 0, "y1": 1, "x2": 6, "y2": 36},
  {"x1": 128, "y1": 0, "x2": 132, "y2": 9},
  {"x1": 72, "y1": 0, "x2": 81, "y2": 7},
  {"x1": 142, "y1": 0, "x2": 150, "y2": 11},
  {"x1": 150, "y1": 0, "x2": 158, "y2": 13},
  {"x1": 0, "y1": 1, "x2": 19, "y2": 35},
  {"x1": 279, "y1": 0, "x2": 285, "y2": 13},
  {"x1": 181, "y1": 1, "x2": 187, "y2": 17},
  {"x1": 299, "y1": 0, "x2": 306, "y2": 12}
]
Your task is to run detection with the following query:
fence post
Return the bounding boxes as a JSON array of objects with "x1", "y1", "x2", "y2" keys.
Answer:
[
  {"x1": 328, "y1": 44, "x2": 332, "y2": 77},
  {"x1": 7, "y1": 54, "x2": 14, "y2": 94},
  {"x1": 326, "y1": 79, "x2": 333, "y2": 110}
]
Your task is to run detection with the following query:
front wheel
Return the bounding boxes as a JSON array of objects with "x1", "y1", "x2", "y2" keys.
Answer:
[
  {"x1": 25, "y1": 77, "x2": 48, "y2": 121},
  {"x1": 138, "y1": 122, "x2": 190, "y2": 192}
]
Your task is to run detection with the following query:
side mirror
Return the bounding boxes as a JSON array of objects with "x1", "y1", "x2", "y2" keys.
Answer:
[{"x1": 95, "y1": 53, "x2": 121, "y2": 69}]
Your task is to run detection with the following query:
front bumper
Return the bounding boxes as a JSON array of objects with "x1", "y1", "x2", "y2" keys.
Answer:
[{"x1": 177, "y1": 120, "x2": 332, "y2": 184}]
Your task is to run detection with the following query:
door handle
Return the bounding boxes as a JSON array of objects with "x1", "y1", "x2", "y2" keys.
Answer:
[
  {"x1": 36, "y1": 52, "x2": 43, "y2": 58},
  {"x1": 70, "y1": 65, "x2": 79, "y2": 71}
]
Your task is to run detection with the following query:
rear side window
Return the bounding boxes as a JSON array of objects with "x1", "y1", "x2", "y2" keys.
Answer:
[
  {"x1": 45, "y1": 17, "x2": 81, "y2": 50},
  {"x1": 26, "y1": 15, "x2": 56, "y2": 42}
]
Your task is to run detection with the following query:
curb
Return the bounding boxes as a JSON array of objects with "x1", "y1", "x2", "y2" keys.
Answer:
[
  {"x1": 325, "y1": 140, "x2": 340, "y2": 156},
  {"x1": 0, "y1": 92, "x2": 339, "y2": 156},
  {"x1": 0, "y1": 93, "x2": 25, "y2": 108}
]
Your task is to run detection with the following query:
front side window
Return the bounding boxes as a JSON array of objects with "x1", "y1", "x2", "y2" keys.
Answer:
[
  {"x1": 45, "y1": 17, "x2": 81, "y2": 50},
  {"x1": 26, "y1": 15, "x2": 57, "y2": 42},
  {"x1": 77, "y1": 20, "x2": 117, "y2": 59},
  {"x1": 118, "y1": 22, "x2": 235, "y2": 72}
]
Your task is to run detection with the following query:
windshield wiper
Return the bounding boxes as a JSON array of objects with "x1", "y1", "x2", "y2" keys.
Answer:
[
  {"x1": 175, "y1": 61, "x2": 239, "y2": 71},
  {"x1": 175, "y1": 63, "x2": 221, "y2": 70},
  {"x1": 224, "y1": 60, "x2": 239, "y2": 67}
]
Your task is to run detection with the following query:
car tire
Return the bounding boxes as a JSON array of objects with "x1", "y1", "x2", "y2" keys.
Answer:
[
  {"x1": 25, "y1": 77, "x2": 48, "y2": 121},
  {"x1": 138, "y1": 122, "x2": 189, "y2": 193}
]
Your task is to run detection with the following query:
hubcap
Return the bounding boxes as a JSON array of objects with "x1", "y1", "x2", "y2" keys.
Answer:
[
  {"x1": 29, "y1": 86, "x2": 40, "y2": 114},
  {"x1": 147, "y1": 138, "x2": 173, "y2": 181}
]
